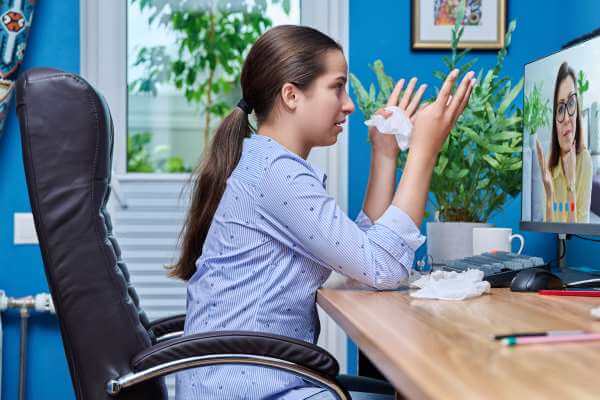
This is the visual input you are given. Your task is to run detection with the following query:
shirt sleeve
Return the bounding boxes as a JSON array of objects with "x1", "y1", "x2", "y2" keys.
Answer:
[
  {"x1": 354, "y1": 210, "x2": 373, "y2": 231},
  {"x1": 256, "y1": 155, "x2": 426, "y2": 290}
]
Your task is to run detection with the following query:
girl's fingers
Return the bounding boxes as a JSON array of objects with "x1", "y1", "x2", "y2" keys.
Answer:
[
  {"x1": 446, "y1": 95, "x2": 453, "y2": 107},
  {"x1": 448, "y1": 71, "x2": 475, "y2": 118},
  {"x1": 399, "y1": 77, "x2": 418, "y2": 109},
  {"x1": 455, "y1": 79, "x2": 475, "y2": 119},
  {"x1": 535, "y1": 139, "x2": 546, "y2": 171},
  {"x1": 406, "y1": 84, "x2": 428, "y2": 116},
  {"x1": 410, "y1": 100, "x2": 431, "y2": 124},
  {"x1": 437, "y1": 69, "x2": 459, "y2": 107},
  {"x1": 386, "y1": 79, "x2": 405, "y2": 107}
]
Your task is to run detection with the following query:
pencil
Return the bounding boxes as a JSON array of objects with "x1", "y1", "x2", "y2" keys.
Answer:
[
  {"x1": 493, "y1": 330, "x2": 585, "y2": 340},
  {"x1": 503, "y1": 333, "x2": 600, "y2": 346}
]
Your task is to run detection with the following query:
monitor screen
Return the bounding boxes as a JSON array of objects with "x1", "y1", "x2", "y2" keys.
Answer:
[{"x1": 521, "y1": 36, "x2": 600, "y2": 235}]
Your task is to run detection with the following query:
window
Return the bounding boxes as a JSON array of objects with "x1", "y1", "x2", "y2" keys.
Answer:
[{"x1": 127, "y1": 1, "x2": 301, "y2": 173}]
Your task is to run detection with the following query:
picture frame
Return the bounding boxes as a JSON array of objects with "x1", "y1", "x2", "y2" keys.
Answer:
[{"x1": 412, "y1": 0, "x2": 506, "y2": 50}]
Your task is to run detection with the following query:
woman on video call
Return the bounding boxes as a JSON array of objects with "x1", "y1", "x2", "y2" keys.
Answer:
[{"x1": 536, "y1": 61, "x2": 593, "y2": 223}]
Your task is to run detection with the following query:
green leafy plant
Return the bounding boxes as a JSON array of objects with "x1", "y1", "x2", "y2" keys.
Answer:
[
  {"x1": 130, "y1": 0, "x2": 290, "y2": 145},
  {"x1": 128, "y1": 132, "x2": 192, "y2": 173},
  {"x1": 350, "y1": 2, "x2": 523, "y2": 222},
  {"x1": 577, "y1": 69, "x2": 589, "y2": 105},
  {"x1": 128, "y1": 132, "x2": 156, "y2": 172},
  {"x1": 524, "y1": 82, "x2": 551, "y2": 135}
]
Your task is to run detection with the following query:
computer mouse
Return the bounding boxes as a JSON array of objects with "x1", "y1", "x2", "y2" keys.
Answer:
[{"x1": 510, "y1": 268, "x2": 566, "y2": 292}]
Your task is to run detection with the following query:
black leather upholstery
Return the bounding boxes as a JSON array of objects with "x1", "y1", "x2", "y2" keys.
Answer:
[
  {"x1": 17, "y1": 68, "x2": 166, "y2": 399},
  {"x1": 147, "y1": 314, "x2": 185, "y2": 340},
  {"x1": 132, "y1": 331, "x2": 340, "y2": 377}
]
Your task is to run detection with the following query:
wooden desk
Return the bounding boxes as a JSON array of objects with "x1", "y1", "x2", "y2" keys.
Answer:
[{"x1": 317, "y1": 288, "x2": 600, "y2": 400}]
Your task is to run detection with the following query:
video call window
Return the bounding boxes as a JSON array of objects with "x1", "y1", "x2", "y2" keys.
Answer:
[{"x1": 522, "y1": 36, "x2": 600, "y2": 224}]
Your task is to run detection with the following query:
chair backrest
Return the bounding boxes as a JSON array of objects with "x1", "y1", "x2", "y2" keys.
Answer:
[{"x1": 16, "y1": 68, "x2": 166, "y2": 399}]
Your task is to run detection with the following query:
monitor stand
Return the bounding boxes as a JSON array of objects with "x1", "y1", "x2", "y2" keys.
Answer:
[
  {"x1": 553, "y1": 267, "x2": 600, "y2": 287},
  {"x1": 555, "y1": 235, "x2": 600, "y2": 281},
  {"x1": 562, "y1": 265, "x2": 600, "y2": 276}
]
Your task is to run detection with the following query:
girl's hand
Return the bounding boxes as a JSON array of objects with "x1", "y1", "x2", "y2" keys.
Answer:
[
  {"x1": 535, "y1": 138, "x2": 554, "y2": 201},
  {"x1": 369, "y1": 77, "x2": 427, "y2": 159},
  {"x1": 409, "y1": 69, "x2": 475, "y2": 158},
  {"x1": 535, "y1": 138, "x2": 554, "y2": 208}
]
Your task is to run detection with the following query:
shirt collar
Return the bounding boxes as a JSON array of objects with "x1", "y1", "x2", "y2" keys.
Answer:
[
  {"x1": 312, "y1": 165, "x2": 328, "y2": 187},
  {"x1": 251, "y1": 133, "x2": 328, "y2": 187}
]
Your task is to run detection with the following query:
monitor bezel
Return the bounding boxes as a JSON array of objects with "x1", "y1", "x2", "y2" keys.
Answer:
[{"x1": 520, "y1": 34, "x2": 600, "y2": 235}]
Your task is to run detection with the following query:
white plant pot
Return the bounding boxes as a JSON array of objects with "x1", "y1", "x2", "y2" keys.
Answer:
[{"x1": 426, "y1": 221, "x2": 492, "y2": 264}]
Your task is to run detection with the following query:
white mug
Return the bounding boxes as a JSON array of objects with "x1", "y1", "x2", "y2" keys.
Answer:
[{"x1": 472, "y1": 227, "x2": 525, "y2": 255}]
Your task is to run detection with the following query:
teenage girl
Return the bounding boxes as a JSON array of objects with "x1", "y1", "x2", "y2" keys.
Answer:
[{"x1": 173, "y1": 24, "x2": 475, "y2": 400}]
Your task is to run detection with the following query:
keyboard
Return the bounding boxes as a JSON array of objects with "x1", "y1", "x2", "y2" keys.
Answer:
[{"x1": 440, "y1": 252, "x2": 547, "y2": 288}]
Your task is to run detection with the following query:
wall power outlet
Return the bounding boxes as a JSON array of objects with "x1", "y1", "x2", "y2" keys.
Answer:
[{"x1": 14, "y1": 213, "x2": 39, "y2": 245}]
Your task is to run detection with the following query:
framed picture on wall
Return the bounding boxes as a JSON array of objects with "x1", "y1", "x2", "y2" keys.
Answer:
[{"x1": 412, "y1": 0, "x2": 506, "y2": 50}]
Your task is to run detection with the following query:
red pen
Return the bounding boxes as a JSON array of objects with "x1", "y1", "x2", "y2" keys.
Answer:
[{"x1": 538, "y1": 289, "x2": 600, "y2": 297}]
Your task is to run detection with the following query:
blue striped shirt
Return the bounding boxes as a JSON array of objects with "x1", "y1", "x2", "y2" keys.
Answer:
[{"x1": 175, "y1": 133, "x2": 425, "y2": 399}]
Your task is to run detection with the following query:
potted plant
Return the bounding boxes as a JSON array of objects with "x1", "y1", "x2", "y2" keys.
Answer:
[{"x1": 350, "y1": 5, "x2": 523, "y2": 262}]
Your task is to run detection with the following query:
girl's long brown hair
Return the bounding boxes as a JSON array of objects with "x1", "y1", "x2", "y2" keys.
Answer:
[
  {"x1": 549, "y1": 61, "x2": 584, "y2": 170},
  {"x1": 170, "y1": 25, "x2": 342, "y2": 280}
]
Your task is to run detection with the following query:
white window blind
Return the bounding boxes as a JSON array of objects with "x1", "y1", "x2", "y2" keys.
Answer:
[{"x1": 110, "y1": 175, "x2": 189, "y2": 397}]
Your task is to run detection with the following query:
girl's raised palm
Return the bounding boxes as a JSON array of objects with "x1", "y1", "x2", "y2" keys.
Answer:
[
  {"x1": 535, "y1": 138, "x2": 554, "y2": 200},
  {"x1": 410, "y1": 69, "x2": 475, "y2": 157},
  {"x1": 369, "y1": 77, "x2": 427, "y2": 159}
]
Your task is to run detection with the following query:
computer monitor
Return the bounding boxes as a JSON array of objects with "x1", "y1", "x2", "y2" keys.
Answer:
[{"x1": 521, "y1": 34, "x2": 600, "y2": 235}]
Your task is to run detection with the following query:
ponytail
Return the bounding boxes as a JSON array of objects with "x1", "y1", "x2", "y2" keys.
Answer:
[{"x1": 169, "y1": 106, "x2": 250, "y2": 280}]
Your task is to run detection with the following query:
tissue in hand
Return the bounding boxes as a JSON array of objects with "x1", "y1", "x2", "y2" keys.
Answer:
[{"x1": 364, "y1": 106, "x2": 413, "y2": 151}]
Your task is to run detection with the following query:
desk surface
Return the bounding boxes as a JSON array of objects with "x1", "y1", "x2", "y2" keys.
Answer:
[{"x1": 317, "y1": 288, "x2": 600, "y2": 400}]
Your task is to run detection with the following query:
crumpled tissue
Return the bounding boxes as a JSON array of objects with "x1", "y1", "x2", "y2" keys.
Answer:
[
  {"x1": 410, "y1": 269, "x2": 491, "y2": 301},
  {"x1": 364, "y1": 106, "x2": 413, "y2": 151}
]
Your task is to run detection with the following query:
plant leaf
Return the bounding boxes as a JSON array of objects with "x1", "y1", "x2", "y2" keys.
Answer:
[{"x1": 498, "y1": 77, "x2": 523, "y2": 114}]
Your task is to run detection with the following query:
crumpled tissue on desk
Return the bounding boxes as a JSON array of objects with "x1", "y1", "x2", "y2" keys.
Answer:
[{"x1": 410, "y1": 269, "x2": 491, "y2": 300}]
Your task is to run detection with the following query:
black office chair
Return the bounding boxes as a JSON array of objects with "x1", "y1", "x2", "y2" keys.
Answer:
[{"x1": 16, "y1": 68, "x2": 393, "y2": 400}]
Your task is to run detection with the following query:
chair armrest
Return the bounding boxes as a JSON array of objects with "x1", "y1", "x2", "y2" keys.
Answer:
[
  {"x1": 132, "y1": 330, "x2": 339, "y2": 376},
  {"x1": 147, "y1": 314, "x2": 185, "y2": 341},
  {"x1": 106, "y1": 331, "x2": 347, "y2": 399},
  {"x1": 336, "y1": 374, "x2": 394, "y2": 395}
]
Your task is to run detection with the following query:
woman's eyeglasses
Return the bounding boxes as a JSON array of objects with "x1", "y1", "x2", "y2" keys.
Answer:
[{"x1": 556, "y1": 92, "x2": 577, "y2": 123}]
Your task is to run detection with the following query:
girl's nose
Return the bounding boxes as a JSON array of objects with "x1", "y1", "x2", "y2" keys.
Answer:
[{"x1": 343, "y1": 94, "x2": 355, "y2": 114}]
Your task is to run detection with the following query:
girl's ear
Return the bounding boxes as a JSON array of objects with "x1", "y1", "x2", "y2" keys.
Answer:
[{"x1": 280, "y1": 82, "x2": 299, "y2": 111}]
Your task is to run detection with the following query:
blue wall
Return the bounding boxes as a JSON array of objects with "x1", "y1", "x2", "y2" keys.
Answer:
[
  {"x1": 347, "y1": 0, "x2": 599, "y2": 374},
  {"x1": 0, "y1": 1, "x2": 78, "y2": 399}
]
